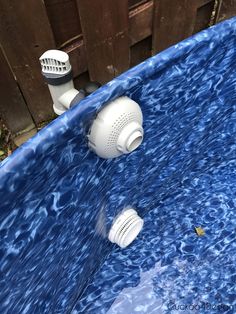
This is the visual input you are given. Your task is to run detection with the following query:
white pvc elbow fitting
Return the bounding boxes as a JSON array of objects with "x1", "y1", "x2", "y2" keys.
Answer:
[
  {"x1": 88, "y1": 96, "x2": 144, "y2": 159},
  {"x1": 108, "y1": 209, "x2": 144, "y2": 248}
]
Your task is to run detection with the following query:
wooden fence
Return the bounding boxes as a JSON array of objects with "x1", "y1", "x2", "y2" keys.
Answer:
[{"x1": 0, "y1": 0, "x2": 235, "y2": 135}]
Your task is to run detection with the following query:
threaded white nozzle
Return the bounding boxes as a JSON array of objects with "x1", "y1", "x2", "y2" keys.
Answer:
[{"x1": 108, "y1": 209, "x2": 144, "y2": 248}]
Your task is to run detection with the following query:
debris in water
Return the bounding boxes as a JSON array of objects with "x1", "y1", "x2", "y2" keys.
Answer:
[{"x1": 195, "y1": 226, "x2": 205, "y2": 236}]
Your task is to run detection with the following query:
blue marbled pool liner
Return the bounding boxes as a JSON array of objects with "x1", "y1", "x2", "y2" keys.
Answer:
[
  {"x1": 0, "y1": 17, "x2": 236, "y2": 313},
  {"x1": 73, "y1": 163, "x2": 236, "y2": 313}
]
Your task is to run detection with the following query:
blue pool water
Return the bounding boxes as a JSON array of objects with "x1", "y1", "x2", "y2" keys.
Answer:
[
  {"x1": 0, "y1": 17, "x2": 236, "y2": 313},
  {"x1": 74, "y1": 165, "x2": 236, "y2": 313}
]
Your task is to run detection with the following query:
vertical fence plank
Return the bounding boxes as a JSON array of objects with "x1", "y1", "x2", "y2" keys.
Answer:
[
  {"x1": 0, "y1": 1, "x2": 56, "y2": 125},
  {"x1": 193, "y1": 1, "x2": 216, "y2": 33},
  {"x1": 129, "y1": 1, "x2": 154, "y2": 46},
  {"x1": 0, "y1": 46, "x2": 35, "y2": 134},
  {"x1": 216, "y1": 0, "x2": 236, "y2": 22},
  {"x1": 45, "y1": 0, "x2": 82, "y2": 47},
  {"x1": 152, "y1": 0, "x2": 197, "y2": 53},
  {"x1": 77, "y1": 0, "x2": 130, "y2": 84}
]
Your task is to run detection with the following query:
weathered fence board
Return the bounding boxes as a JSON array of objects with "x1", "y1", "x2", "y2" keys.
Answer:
[
  {"x1": 152, "y1": 0, "x2": 198, "y2": 53},
  {"x1": 65, "y1": 1, "x2": 153, "y2": 78},
  {"x1": 129, "y1": 1, "x2": 153, "y2": 45},
  {"x1": 0, "y1": 47, "x2": 35, "y2": 134},
  {"x1": 45, "y1": 0, "x2": 82, "y2": 47},
  {"x1": 217, "y1": 0, "x2": 236, "y2": 21},
  {"x1": 194, "y1": 1, "x2": 216, "y2": 33},
  {"x1": 0, "y1": 0, "x2": 55, "y2": 124},
  {"x1": 77, "y1": 0, "x2": 130, "y2": 83},
  {"x1": 0, "y1": 0, "x2": 234, "y2": 136}
]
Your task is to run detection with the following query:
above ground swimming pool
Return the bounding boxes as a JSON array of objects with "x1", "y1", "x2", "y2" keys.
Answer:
[{"x1": 0, "y1": 17, "x2": 236, "y2": 314}]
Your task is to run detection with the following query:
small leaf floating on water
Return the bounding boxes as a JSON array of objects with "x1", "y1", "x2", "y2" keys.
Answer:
[{"x1": 195, "y1": 226, "x2": 205, "y2": 236}]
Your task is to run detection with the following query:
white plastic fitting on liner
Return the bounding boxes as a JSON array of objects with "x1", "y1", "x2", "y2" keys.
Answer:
[
  {"x1": 108, "y1": 208, "x2": 144, "y2": 248},
  {"x1": 88, "y1": 96, "x2": 144, "y2": 158}
]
